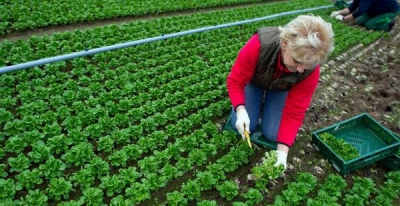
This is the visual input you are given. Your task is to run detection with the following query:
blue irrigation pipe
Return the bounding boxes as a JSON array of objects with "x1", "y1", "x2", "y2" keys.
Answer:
[{"x1": 0, "y1": 4, "x2": 334, "y2": 74}]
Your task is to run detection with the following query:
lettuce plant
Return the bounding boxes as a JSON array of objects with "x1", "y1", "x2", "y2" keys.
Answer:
[
  {"x1": 8, "y1": 153, "x2": 31, "y2": 173},
  {"x1": 159, "y1": 163, "x2": 179, "y2": 180},
  {"x1": 61, "y1": 142, "x2": 94, "y2": 167},
  {"x1": 110, "y1": 128, "x2": 130, "y2": 145},
  {"x1": 80, "y1": 187, "x2": 105, "y2": 206},
  {"x1": 84, "y1": 123, "x2": 104, "y2": 141},
  {"x1": 0, "y1": 178, "x2": 16, "y2": 199},
  {"x1": 23, "y1": 189, "x2": 48, "y2": 206},
  {"x1": 207, "y1": 163, "x2": 226, "y2": 181},
  {"x1": 67, "y1": 128, "x2": 87, "y2": 142},
  {"x1": 15, "y1": 168, "x2": 43, "y2": 190},
  {"x1": 99, "y1": 175, "x2": 126, "y2": 197},
  {"x1": 109, "y1": 194, "x2": 135, "y2": 205},
  {"x1": 141, "y1": 173, "x2": 168, "y2": 190},
  {"x1": 188, "y1": 148, "x2": 208, "y2": 166},
  {"x1": 46, "y1": 177, "x2": 74, "y2": 201},
  {"x1": 196, "y1": 171, "x2": 218, "y2": 191},
  {"x1": 319, "y1": 174, "x2": 347, "y2": 197},
  {"x1": 3, "y1": 119, "x2": 24, "y2": 136},
  {"x1": 22, "y1": 130, "x2": 45, "y2": 145},
  {"x1": 138, "y1": 156, "x2": 160, "y2": 173},
  {"x1": 242, "y1": 188, "x2": 263, "y2": 205},
  {"x1": 110, "y1": 195, "x2": 126, "y2": 205},
  {"x1": 22, "y1": 114, "x2": 43, "y2": 130},
  {"x1": 0, "y1": 108, "x2": 14, "y2": 125},
  {"x1": 121, "y1": 144, "x2": 143, "y2": 161},
  {"x1": 344, "y1": 176, "x2": 375, "y2": 206},
  {"x1": 307, "y1": 190, "x2": 340, "y2": 206},
  {"x1": 372, "y1": 171, "x2": 400, "y2": 205},
  {"x1": 217, "y1": 155, "x2": 239, "y2": 172},
  {"x1": 84, "y1": 156, "x2": 110, "y2": 178},
  {"x1": 200, "y1": 143, "x2": 218, "y2": 156},
  {"x1": 70, "y1": 168, "x2": 95, "y2": 190},
  {"x1": 165, "y1": 143, "x2": 181, "y2": 161},
  {"x1": 216, "y1": 180, "x2": 239, "y2": 201},
  {"x1": 125, "y1": 182, "x2": 150, "y2": 203},
  {"x1": 96, "y1": 135, "x2": 114, "y2": 152},
  {"x1": 251, "y1": 150, "x2": 284, "y2": 191},
  {"x1": 39, "y1": 156, "x2": 67, "y2": 179},
  {"x1": 108, "y1": 150, "x2": 128, "y2": 167},
  {"x1": 42, "y1": 122, "x2": 62, "y2": 136},
  {"x1": 153, "y1": 149, "x2": 172, "y2": 163},
  {"x1": 47, "y1": 134, "x2": 72, "y2": 155},
  {"x1": 28, "y1": 140, "x2": 50, "y2": 163},
  {"x1": 230, "y1": 141, "x2": 254, "y2": 165},
  {"x1": 307, "y1": 174, "x2": 347, "y2": 205},
  {"x1": 118, "y1": 167, "x2": 142, "y2": 185},
  {"x1": 166, "y1": 191, "x2": 187, "y2": 206},
  {"x1": 137, "y1": 135, "x2": 159, "y2": 153},
  {"x1": 181, "y1": 179, "x2": 201, "y2": 201},
  {"x1": 5, "y1": 136, "x2": 26, "y2": 153},
  {"x1": 273, "y1": 172, "x2": 317, "y2": 205}
]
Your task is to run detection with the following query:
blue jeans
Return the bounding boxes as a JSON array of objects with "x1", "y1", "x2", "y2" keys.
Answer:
[{"x1": 230, "y1": 83, "x2": 288, "y2": 142}]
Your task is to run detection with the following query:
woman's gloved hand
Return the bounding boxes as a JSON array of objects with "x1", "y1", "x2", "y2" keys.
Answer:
[
  {"x1": 330, "y1": 10, "x2": 341, "y2": 17},
  {"x1": 335, "y1": 15, "x2": 344, "y2": 21},
  {"x1": 274, "y1": 150, "x2": 288, "y2": 170},
  {"x1": 235, "y1": 109, "x2": 250, "y2": 139}
]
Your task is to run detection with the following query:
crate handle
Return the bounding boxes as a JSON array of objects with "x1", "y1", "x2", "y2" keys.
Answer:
[
  {"x1": 362, "y1": 153, "x2": 381, "y2": 164},
  {"x1": 332, "y1": 163, "x2": 341, "y2": 173},
  {"x1": 333, "y1": 123, "x2": 341, "y2": 131},
  {"x1": 312, "y1": 144, "x2": 320, "y2": 151}
]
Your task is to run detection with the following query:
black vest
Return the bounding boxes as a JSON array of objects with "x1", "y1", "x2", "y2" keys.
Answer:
[{"x1": 250, "y1": 27, "x2": 314, "y2": 90}]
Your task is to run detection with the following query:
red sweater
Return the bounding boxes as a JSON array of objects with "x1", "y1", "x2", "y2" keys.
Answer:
[{"x1": 227, "y1": 34, "x2": 320, "y2": 147}]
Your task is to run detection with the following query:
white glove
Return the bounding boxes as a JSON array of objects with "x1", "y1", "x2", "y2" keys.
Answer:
[
  {"x1": 335, "y1": 15, "x2": 344, "y2": 21},
  {"x1": 330, "y1": 11, "x2": 341, "y2": 17},
  {"x1": 274, "y1": 150, "x2": 288, "y2": 170},
  {"x1": 235, "y1": 109, "x2": 250, "y2": 139}
]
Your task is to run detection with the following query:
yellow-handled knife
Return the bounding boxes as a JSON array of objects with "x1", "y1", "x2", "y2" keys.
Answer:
[{"x1": 244, "y1": 130, "x2": 252, "y2": 148}]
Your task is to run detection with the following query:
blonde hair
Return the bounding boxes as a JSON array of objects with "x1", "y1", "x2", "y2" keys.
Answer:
[{"x1": 279, "y1": 15, "x2": 334, "y2": 68}]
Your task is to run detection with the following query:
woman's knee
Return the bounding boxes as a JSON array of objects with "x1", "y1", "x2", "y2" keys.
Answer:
[
  {"x1": 356, "y1": 18, "x2": 367, "y2": 26},
  {"x1": 261, "y1": 126, "x2": 278, "y2": 142},
  {"x1": 356, "y1": 14, "x2": 370, "y2": 26}
]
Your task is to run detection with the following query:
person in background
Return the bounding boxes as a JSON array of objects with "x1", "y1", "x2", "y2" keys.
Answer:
[
  {"x1": 226, "y1": 15, "x2": 334, "y2": 171},
  {"x1": 330, "y1": 0, "x2": 399, "y2": 32}
]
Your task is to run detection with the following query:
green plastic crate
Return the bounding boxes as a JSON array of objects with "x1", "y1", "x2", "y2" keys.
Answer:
[
  {"x1": 312, "y1": 113, "x2": 400, "y2": 175},
  {"x1": 379, "y1": 132, "x2": 400, "y2": 171},
  {"x1": 222, "y1": 114, "x2": 277, "y2": 150}
]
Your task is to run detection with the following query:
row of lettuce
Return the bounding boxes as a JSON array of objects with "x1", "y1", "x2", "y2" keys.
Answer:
[
  {"x1": 166, "y1": 169, "x2": 400, "y2": 206},
  {"x1": 0, "y1": 0, "x2": 332, "y2": 67},
  {"x1": 0, "y1": 1, "x2": 387, "y2": 205},
  {"x1": 1, "y1": 0, "x2": 321, "y2": 36}
]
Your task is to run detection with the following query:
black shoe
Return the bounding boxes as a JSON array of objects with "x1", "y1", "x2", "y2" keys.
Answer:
[{"x1": 388, "y1": 20, "x2": 395, "y2": 31}]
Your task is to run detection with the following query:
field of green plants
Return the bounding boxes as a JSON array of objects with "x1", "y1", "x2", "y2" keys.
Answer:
[{"x1": 1, "y1": 0, "x2": 399, "y2": 205}]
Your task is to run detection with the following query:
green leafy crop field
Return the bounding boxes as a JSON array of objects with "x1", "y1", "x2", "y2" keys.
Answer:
[{"x1": 1, "y1": 0, "x2": 399, "y2": 205}]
